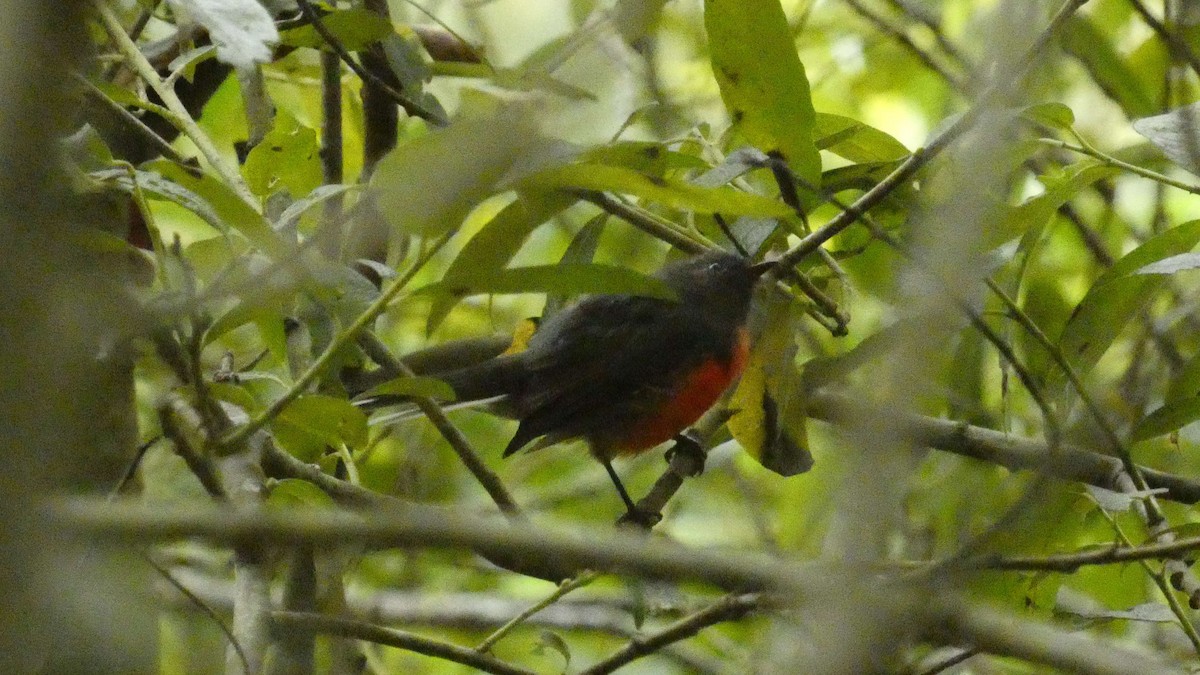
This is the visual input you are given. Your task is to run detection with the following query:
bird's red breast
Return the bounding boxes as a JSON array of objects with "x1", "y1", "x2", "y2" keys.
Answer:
[{"x1": 612, "y1": 327, "x2": 751, "y2": 455}]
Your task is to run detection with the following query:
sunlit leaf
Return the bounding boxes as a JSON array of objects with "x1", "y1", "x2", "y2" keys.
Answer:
[
  {"x1": 1022, "y1": 102, "x2": 1076, "y2": 131},
  {"x1": 279, "y1": 8, "x2": 393, "y2": 50},
  {"x1": 728, "y1": 296, "x2": 812, "y2": 476},
  {"x1": 147, "y1": 159, "x2": 286, "y2": 256},
  {"x1": 272, "y1": 394, "x2": 369, "y2": 461},
  {"x1": 1132, "y1": 397, "x2": 1200, "y2": 441},
  {"x1": 704, "y1": 0, "x2": 821, "y2": 184},
  {"x1": 814, "y1": 113, "x2": 910, "y2": 163},
  {"x1": 525, "y1": 163, "x2": 791, "y2": 217},
  {"x1": 267, "y1": 478, "x2": 337, "y2": 509},
  {"x1": 1055, "y1": 219, "x2": 1200, "y2": 385},
  {"x1": 243, "y1": 112, "x2": 323, "y2": 198},
  {"x1": 584, "y1": 141, "x2": 708, "y2": 175}
]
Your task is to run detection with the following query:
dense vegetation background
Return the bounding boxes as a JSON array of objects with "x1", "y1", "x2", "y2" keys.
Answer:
[{"x1": 5, "y1": 0, "x2": 1200, "y2": 672}]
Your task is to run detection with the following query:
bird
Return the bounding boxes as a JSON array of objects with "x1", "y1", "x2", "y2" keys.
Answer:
[{"x1": 371, "y1": 249, "x2": 771, "y2": 521}]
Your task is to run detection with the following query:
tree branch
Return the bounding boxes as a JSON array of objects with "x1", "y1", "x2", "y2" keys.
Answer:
[
  {"x1": 578, "y1": 593, "x2": 761, "y2": 675},
  {"x1": 805, "y1": 392, "x2": 1200, "y2": 504},
  {"x1": 272, "y1": 611, "x2": 535, "y2": 675}
]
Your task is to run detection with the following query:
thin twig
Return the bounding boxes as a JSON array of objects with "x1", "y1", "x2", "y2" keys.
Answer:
[
  {"x1": 1125, "y1": 0, "x2": 1200, "y2": 78},
  {"x1": 318, "y1": 49, "x2": 344, "y2": 259},
  {"x1": 151, "y1": 554, "x2": 252, "y2": 674},
  {"x1": 273, "y1": 611, "x2": 534, "y2": 675},
  {"x1": 577, "y1": 190, "x2": 710, "y2": 253},
  {"x1": 476, "y1": 571, "x2": 599, "y2": 653},
  {"x1": 294, "y1": 0, "x2": 445, "y2": 126},
  {"x1": 76, "y1": 73, "x2": 189, "y2": 164},
  {"x1": 90, "y1": 0, "x2": 257, "y2": 206},
  {"x1": 1040, "y1": 137, "x2": 1200, "y2": 196},
  {"x1": 356, "y1": 332, "x2": 523, "y2": 518},
  {"x1": 776, "y1": 0, "x2": 1091, "y2": 270},
  {"x1": 803, "y1": 392, "x2": 1200, "y2": 505},
  {"x1": 217, "y1": 232, "x2": 454, "y2": 452},
  {"x1": 843, "y1": 0, "x2": 967, "y2": 90},
  {"x1": 577, "y1": 594, "x2": 761, "y2": 675}
]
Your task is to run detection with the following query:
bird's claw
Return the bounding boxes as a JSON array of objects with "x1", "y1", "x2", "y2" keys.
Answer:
[
  {"x1": 665, "y1": 430, "x2": 706, "y2": 477},
  {"x1": 617, "y1": 507, "x2": 663, "y2": 530}
]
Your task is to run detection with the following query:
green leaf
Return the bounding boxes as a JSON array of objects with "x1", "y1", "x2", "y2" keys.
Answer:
[
  {"x1": 525, "y1": 163, "x2": 791, "y2": 217},
  {"x1": 379, "y1": 29, "x2": 448, "y2": 125},
  {"x1": 89, "y1": 78, "x2": 173, "y2": 119},
  {"x1": 419, "y1": 263, "x2": 677, "y2": 301},
  {"x1": 91, "y1": 167, "x2": 229, "y2": 235},
  {"x1": 208, "y1": 381, "x2": 260, "y2": 415},
  {"x1": 1055, "y1": 219, "x2": 1200, "y2": 385},
  {"x1": 206, "y1": 298, "x2": 287, "y2": 346},
  {"x1": 704, "y1": 0, "x2": 821, "y2": 184},
  {"x1": 267, "y1": 479, "x2": 337, "y2": 509},
  {"x1": 532, "y1": 630, "x2": 571, "y2": 667},
  {"x1": 279, "y1": 8, "x2": 394, "y2": 50},
  {"x1": 382, "y1": 28, "x2": 431, "y2": 84},
  {"x1": 243, "y1": 112, "x2": 323, "y2": 198},
  {"x1": 728, "y1": 295, "x2": 812, "y2": 476},
  {"x1": 813, "y1": 113, "x2": 910, "y2": 163},
  {"x1": 274, "y1": 183, "x2": 359, "y2": 232},
  {"x1": 821, "y1": 161, "x2": 905, "y2": 194},
  {"x1": 147, "y1": 159, "x2": 286, "y2": 256},
  {"x1": 167, "y1": 45, "x2": 216, "y2": 83},
  {"x1": 991, "y1": 162, "x2": 1120, "y2": 248},
  {"x1": 1132, "y1": 397, "x2": 1200, "y2": 441},
  {"x1": 1022, "y1": 102, "x2": 1076, "y2": 131},
  {"x1": 370, "y1": 105, "x2": 561, "y2": 236},
  {"x1": 426, "y1": 191, "x2": 576, "y2": 333},
  {"x1": 272, "y1": 394, "x2": 369, "y2": 461},
  {"x1": 583, "y1": 141, "x2": 708, "y2": 175},
  {"x1": 543, "y1": 213, "x2": 607, "y2": 319},
  {"x1": 359, "y1": 376, "x2": 455, "y2": 402},
  {"x1": 1134, "y1": 252, "x2": 1200, "y2": 276},
  {"x1": 185, "y1": 235, "x2": 244, "y2": 283},
  {"x1": 1165, "y1": 351, "x2": 1200, "y2": 405}
]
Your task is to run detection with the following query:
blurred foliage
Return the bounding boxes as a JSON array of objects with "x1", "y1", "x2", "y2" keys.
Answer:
[{"x1": 57, "y1": 0, "x2": 1200, "y2": 671}]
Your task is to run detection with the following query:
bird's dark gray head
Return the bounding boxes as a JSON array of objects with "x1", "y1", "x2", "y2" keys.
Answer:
[{"x1": 656, "y1": 250, "x2": 771, "y2": 323}]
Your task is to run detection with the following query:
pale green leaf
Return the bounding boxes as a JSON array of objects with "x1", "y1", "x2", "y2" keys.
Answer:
[{"x1": 705, "y1": 0, "x2": 821, "y2": 184}]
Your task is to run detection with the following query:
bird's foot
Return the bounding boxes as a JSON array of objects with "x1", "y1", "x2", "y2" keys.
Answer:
[
  {"x1": 665, "y1": 430, "x2": 706, "y2": 477},
  {"x1": 617, "y1": 507, "x2": 663, "y2": 530}
]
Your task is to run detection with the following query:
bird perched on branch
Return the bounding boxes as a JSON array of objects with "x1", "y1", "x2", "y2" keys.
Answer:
[{"x1": 367, "y1": 249, "x2": 772, "y2": 523}]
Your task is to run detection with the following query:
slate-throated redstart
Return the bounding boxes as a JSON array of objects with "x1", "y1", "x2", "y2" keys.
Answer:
[{"x1": 373, "y1": 250, "x2": 772, "y2": 517}]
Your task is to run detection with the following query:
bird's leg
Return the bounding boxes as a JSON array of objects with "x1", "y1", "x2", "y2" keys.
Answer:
[
  {"x1": 602, "y1": 459, "x2": 661, "y2": 529},
  {"x1": 664, "y1": 429, "x2": 706, "y2": 477}
]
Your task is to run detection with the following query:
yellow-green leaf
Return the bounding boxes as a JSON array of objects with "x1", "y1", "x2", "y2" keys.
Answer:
[
  {"x1": 705, "y1": 0, "x2": 821, "y2": 185},
  {"x1": 525, "y1": 163, "x2": 791, "y2": 217}
]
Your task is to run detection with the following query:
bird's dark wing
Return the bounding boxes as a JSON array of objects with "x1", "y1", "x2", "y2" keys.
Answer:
[{"x1": 504, "y1": 294, "x2": 713, "y2": 454}]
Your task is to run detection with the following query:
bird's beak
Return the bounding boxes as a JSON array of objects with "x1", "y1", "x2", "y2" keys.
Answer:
[{"x1": 748, "y1": 260, "x2": 776, "y2": 278}]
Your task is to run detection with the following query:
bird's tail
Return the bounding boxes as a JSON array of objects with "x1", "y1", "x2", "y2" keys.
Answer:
[
  {"x1": 359, "y1": 355, "x2": 526, "y2": 426},
  {"x1": 436, "y1": 353, "x2": 526, "y2": 402}
]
